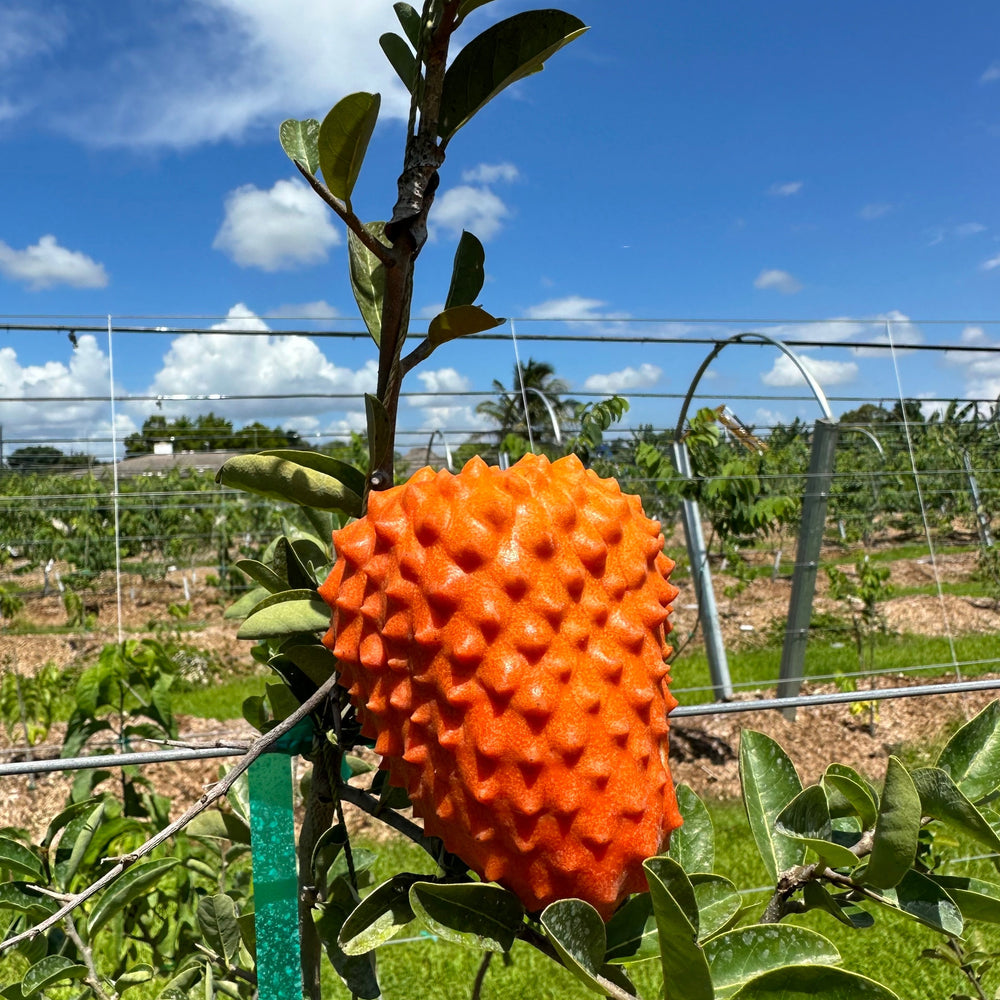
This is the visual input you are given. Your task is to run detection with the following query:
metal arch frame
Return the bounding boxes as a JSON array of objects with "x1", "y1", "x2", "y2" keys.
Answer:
[
  {"x1": 522, "y1": 386, "x2": 563, "y2": 445},
  {"x1": 425, "y1": 428, "x2": 454, "y2": 471}
]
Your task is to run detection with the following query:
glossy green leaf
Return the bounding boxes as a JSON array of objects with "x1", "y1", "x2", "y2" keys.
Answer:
[
  {"x1": 457, "y1": 0, "x2": 499, "y2": 22},
  {"x1": 643, "y1": 857, "x2": 713, "y2": 1000},
  {"x1": 237, "y1": 590, "x2": 331, "y2": 639},
  {"x1": 866, "y1": 868, "x2": 963, "y2": 935},
  {"x1": 427, "y1": 305, "x2": 504, "y2": 348},
  {"x1": 439, "y1": 10, "x2": 587, "y2": 141},
  {"x1": 318, "y1": 92, "x2": 381, "y2": 205},
  {"x1": 157, "y1": 965, "x2": 202, "y2": 999},
  {"x1": 198, "y1": 894, "x2": 241, "y2": 966},
  {"x1": 445, "y1": 230, "x2": 486, "y2": 309},
  {"x1": 216, "y1": 452, "x2": 363, "y2": 516},
  {"x1": 21, "y1": 956, "x2": 88, "y2": 997},
  {"x1": 223, "y1": 585, "x2": 269, "y2": 621},
  {"x1": 730, "y1": 965, "x2": 900, "y2": 999},
  {"x1": 670, "y1": 785, "x2": 715, "y2": 875},
  {"x1": 393, "y1": 3, "x2": 421, "y2": 48},
  {"x1": 739, "y1": 730, "x2": 805, "y2": 881},
  {"x1": 365, "y1": 393, "x2": 392, "y2": 472},
  {"x1": 409, "y1": 881, "x2": 524, "y2": 952},
  {"x1": 775, "y1": 785, "x2": 861, "y2": 868},
  {"x1": 705, "y1": 924, "x2": 841, "y2": 997},
  {"x1": 380, "y1": 33, "x2": 418, "y2": 91},
  {"x1": 281, "y1": 643, "x2": 339, "y2": 687},
  {"x1": 340, "y1": 874, "x2": 419, "y2": 955},
  {"x1": 604, "y1": 893, "x2": 657, "y2": 964},
  {"x1": 692, "y1": 874, "x2": 741, "y2": 940},
  {"x1": 278, "y1": 118, "x2": 321, "y2": 175},
  {"x1": 56, "y1": 800, "x2": 105, "y2": 888},
  {"x1": 930, "y1": 874, "x2": 1000, "y2": 923},
  {"x1": 43, "y1": 797, "x2": 103, "y2": 849},
  {"x1": 0, "y1": 837, "x2": 42, "y2": 879},
  {"x1": 0, "y1": 882, "x2": 58, "y2": 920},
  {"x1": 540, "y1": 899, "x2": 635, "y2": 999},
  {"x1": 187, "y1": 809, "x2": 251, "y2": 846},
  {"x1": 823, "y1": 764, "x2": 878, "y2": 827},
  {"x1": 863, "y1": 756, "x2": 920, "y2": 889},
  {"x1": 234, "y1": 559, "x2": 287, "y2": 594},
  {"x1": 258, "y1": 450, "x2": 366, "y2": 497},
  {"x1": 115, "y1": 965, "x2": 155, "y2": 994},
  {"x1": 315, "y1": 896, "x2": 380, "y2": 1000},
  {"x1": 801, "y1": 882, "x2": 872, "y2": 928},
  {"x1": 88, "y1": 858, "x2": 181, "y2": 937},
  {"x1": 349, "y1": 223, "x2": 388, "y2": 345},
  {"x1": 911, "y1": 766, "x2": 1000, "y2": 855},
  {"x1": 936, "y1": 700, "x2": 1000, "y2": 802}
]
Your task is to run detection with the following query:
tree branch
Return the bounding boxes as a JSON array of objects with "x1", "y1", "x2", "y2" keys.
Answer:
[{"x1": 0, "y1": 671, "x2": 342, "y2": 954}]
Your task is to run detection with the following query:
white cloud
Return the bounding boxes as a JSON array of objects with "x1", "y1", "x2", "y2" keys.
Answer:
[
  {"x1": 982, "y1": 253, "x2": 1000, "y2": 272},
  {"x1": 761, "y1": 354, "x2": 858, "y2": 387},
  {"x1": 265, "y1": 300, "x2": 341, "y2": 320},
  {"x1": 768, "y1": 180, "x2": 803, "y2": 196},
  {"x1": 524, "y1": 296, "x2": 609, "y2": 321},
  {"x1": 0, "y1": 6, "x2": 67, "y2": 71},
  {"x1": 144, "y1": 303, "x2": 378, "y2": 423},
  {"x1": 461, "y1": 163, "x2": 520, "y2": 184},
  {"x1": 981, "y1": 62, "x2": 1000, "y2": 83},
  {"x1": 38, "y1": 2, "x2": 409, "y2": 148},
  {"x1": 583, "y1": 363, "x2": 662, "y2": 393},
  {"x1": 431, "y1": 185, "x2": 511, "y2": 241},
  {"x1": 859, "y1": 202, "x2": 893, "y2": 220},
  {"x1": 754, "y1": 269, "x2": 802, "y2": 294},
  {"x1": 955, "y1": 222, "x2": 987, "y2": 237},
  {"x1": 0, "y1": 335, "x2": 137, "y2": 459},
  {"x1": 0, "y1": 235, "x2": 109, "y2": 290},
  {"x1": 928, "y1": 222, "x2": 987, "y2": 245},
  {"x1": 942, "y1": 327, "x2": 1000, "y2": 401},
  {"x1": 405, "y1": 367, "x2": 485, "y2": 433},
  {"x1": 213, "y1": 179, "x2": 340, "y2": 271}
]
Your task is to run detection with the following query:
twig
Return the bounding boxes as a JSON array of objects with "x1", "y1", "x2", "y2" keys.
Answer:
[
  {"x1": 139, "y1": 737, "x2": 251, "y2": 751},
  {"x1": 470, "y1": 952, "x2": 492, "y2": 1000},
  {"x1": 63, "y1": 915, "x2": 116, "y2": 1000},
  {"x1": 0, "y1": 671, "x2": 341, "y2": 953},
  {"x1": 336, "y1": 783, "x2": 439, "y2": 858}
]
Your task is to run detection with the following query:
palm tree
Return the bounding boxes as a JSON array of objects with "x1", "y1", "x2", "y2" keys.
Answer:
[{"x1": 476, "y1": 358, "x2": 579, "y2": 448}]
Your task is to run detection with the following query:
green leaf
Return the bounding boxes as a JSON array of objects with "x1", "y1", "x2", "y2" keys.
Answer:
[
  {"x1": 340, "y1": 874, "x2": 419, "y2": 955},
  {"x1": 911, "y1": 767, "x2": 1000, "y2": 855},
  {"x1": 365, "y1": 393, "x2": 392, "y2": 472},
  {"x1": 803, "y1": 881, "x2": 875, "y2": 927},
  {"x1": 216, "y1": 452, "x2": 363, "y2": 517},
  {"x1": 866, "y1": 868, "x2": 963, "y2": 936},
  {"x1": 642, "y1": 857, "x2": 713, "y2": 1000},
  {"x1": 318, "y1": 92, "x2": 381, "y2": 206},
  {"x1": 278, "y1": 118, "x2": 321, "y2": 175},
  {"x1": 936, "y1": 700, "x2": 1000, "y2": 802},
  {"x1": 281, "y1": 644, "x2": 339, "y2": 688},
  {"x1": 409, "y1": 881, "x2": 524, "y2": 952},
  {"x1": 445, "y1": 231, "x2": 486, "y2": 309},
  {"x1": 604, "y1": 893, "x2": 657, "y2": 964},
  {"x1": 198, "y1": 894, "x2": 241, "y2": 967},
  {"x1": 729, "y1": 965, "x2": 900, "y2": 999},
  {"x1": 349, "y1": 223, "x2": 388, "y2": 345},
  {"x1": 457, "y1": 0, "x2": 498, "y2": 23},
  {"x1": 237, "y1": 590, "x2": 331, "y2": 640},
  {"x1": 88, "y1": 858, "x2": 181, "y2": 937},
  {"x1": 427, "y1": 305, "x2": 504, "y2": 349},
  {"x1": 669, "y1": 785, "x2": 714, "y2": 875},
  {"x1": 822, "y1": 764, "x2": 878, "y2": 827},
  {"x1": 258, "y1": 450, "x2": 366, "y2": 498},
  {"x1": 115, "y1": 965, "x2": 155, "y2": 994},
  {"x1": 692, "y1": 874, "x2": 741, "y2": 940},
  {"x1": 42, "y1": 797, "x2": 103, "y2": 849},
  {"x1": 314, "y1": 898, "x2": 381, "y2": 1000},
  {"x1": 380, "y1": 33, "x2": 418, "y2": 91},
  {"x1": 775, "y1": 785, "x2": 861, "y2": 869},
  {"x1": 21, "y1": 957, "x2": 88, "y2": 997},
  {"x1": 739, "y1": 730, "x2": 805, "y2": 881},
  {"x1": 223, "y1": 585, "x2": 269, "y2": 621},
  {"x1": 234, "y1": 559, "x2": 288, "y2": 594},
  {"x1": 439, "y1": 10, "x2": 588, "y2": 141},
  {"x1": 540, "y1": 898, "x2": 635, "y2": 998},
  {"x1": 929, "y1": 875, "x2": 1000, "y2": 923},
  {"x1": 56, "y1": 800, "x2": 105, "y2": 889},
  {"x1": 393, "y1": 3, "x2": 421, "y2": 48},
  {"x1": 863, "y1": 756, "x2": 920, "y2": 889},
  {"x1": 0, "y1": 837, "x2": 42, "y2": 880},
  {"x1": 704, "y1": 925, "x2": 841, "y2": 998}
]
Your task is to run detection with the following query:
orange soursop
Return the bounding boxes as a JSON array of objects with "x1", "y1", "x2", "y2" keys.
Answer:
[{"x1": 318, "y1": 452, "x2": 681, "y2": 918}]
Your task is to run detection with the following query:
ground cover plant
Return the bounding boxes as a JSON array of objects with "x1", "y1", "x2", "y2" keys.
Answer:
[{"x1": 1, "y1": 3, "x2": 999, "y2": 1000}]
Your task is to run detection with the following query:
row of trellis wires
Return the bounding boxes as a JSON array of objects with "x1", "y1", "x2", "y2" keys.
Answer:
[{"x1": 1, "y1": 315, "x2": 1000, "y2": 994}]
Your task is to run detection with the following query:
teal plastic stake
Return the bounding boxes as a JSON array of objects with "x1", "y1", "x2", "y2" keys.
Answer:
[{"x1": 249, "y1": 753, "x2": 303, "y2": 1000}]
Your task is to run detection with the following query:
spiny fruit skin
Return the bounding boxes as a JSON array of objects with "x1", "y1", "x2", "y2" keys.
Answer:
[{"x1": 318, "y1": 453, "x2": 681, "y2": 919}]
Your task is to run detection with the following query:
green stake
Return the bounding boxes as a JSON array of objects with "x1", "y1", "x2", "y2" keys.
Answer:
[{"x1": 249, "y1": 752, "x2": 303, "y2": 1000}]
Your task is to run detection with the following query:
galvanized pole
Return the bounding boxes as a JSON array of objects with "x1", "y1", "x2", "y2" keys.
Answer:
[
  {"x1": 776, "y1": 418, "x2": 839, "y2": 719},
  {"x1": 672, "y1": 439, "x2": 733, "y2": 701},
  {"x1": 963, "y1": 450, "x2": 994, "y2": 549}
]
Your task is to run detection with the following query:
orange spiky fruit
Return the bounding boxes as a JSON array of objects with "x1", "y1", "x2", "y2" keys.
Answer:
[{"x1": 318, "y1": 453, "x2": 681, "y2": 919}]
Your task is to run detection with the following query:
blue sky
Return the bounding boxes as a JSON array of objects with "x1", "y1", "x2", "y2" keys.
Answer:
[{"x1": 1, "y1": 0, "x2": 999, "y2": 460}]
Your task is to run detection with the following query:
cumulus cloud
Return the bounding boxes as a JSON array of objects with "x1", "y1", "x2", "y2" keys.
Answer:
[
  {"x1": 404, "y1": 367, "x2": 485, "y2": 433},
  {"x1": 431, "y1": 186, "x2": 511, "y2": 241},
  {"x1": 461, "y1": 163, "x2": 520, "y2": 184},
  {"x1": 768, "y1": 180, "x2": 803, "y2": 196},
  {"x1": 0, "y1": 235, "x2": 109, "y2": 290},
  {"x1": 981, "y1": 62, "x2": 1000, "y2": 83},
  {"x1": 31, "y1": 2, "x2": 408, "y2": 148},
  {"x1": 265, "y1": 300, "x2": 341, "y2": 320},
  {"x1": 754, "y1": 269, "x2": 802, "y2": 294},
  {"x1": 144, "y1": 303, "x2": 377, "y2": 423},
  {"x1": 982, "y1": 253, "x2": 1000, "y2": 272},
  {"x1": 524, "y1": 296, "x2": 609, "y2": 321},
  {"x1": 859, "y1": 203, "x2": 893, "y2": 220},
  {"x1": 213, "y1": 179, "x2": 340, "y2": 271},
  {"x1": 761, "y1": 354, "x2": 858, "y2": 387},
  {"x1": 583, "y1": 363, "x2": 662, "y2": 393},
  {"x1": 0, "y1": 5, "x2": 67, "y2": 71},
  {"x1": 0, "y1": 335, "x2": 136, "y2": 459},
  {"x1": 942, "y1": 326, "x2": 1000, "y2": 401}
]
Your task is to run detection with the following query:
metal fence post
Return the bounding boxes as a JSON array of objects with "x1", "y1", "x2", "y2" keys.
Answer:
[
  {"x1": 776, "y1": 418, "x2": 839, "y2": 720},
  {"x1": 963, "y1": 450, "x2": 994, "y2": 549},
  {"x1": 672, "y1": 439, "x2": 733, "y2": 701}
]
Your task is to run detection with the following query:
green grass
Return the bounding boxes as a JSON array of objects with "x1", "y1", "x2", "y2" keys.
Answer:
[
  {"x1": 172, "y1": 670, "x2": 267, "y2": 720},
  {"x1": 322, "y1": 803, "x2": 1000, "y2": 1000}
]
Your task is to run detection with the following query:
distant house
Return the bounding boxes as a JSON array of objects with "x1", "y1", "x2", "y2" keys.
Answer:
[{"x1": 116, "y1": 441, "x2": 238, "y2": 478}]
